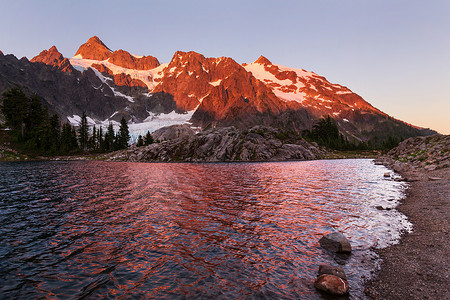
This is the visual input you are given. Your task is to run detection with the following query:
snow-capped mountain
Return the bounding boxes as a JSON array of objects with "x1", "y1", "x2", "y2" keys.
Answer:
[{"x1": 0, "y1": 36, "x2": 435, "y2": 142}]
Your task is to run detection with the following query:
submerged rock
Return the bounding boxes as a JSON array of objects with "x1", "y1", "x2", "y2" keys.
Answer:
[
  {"x1": 318, "y1": 264, "x2": 347, "y2": 280},
  {"x1": 319, "y1": 232, "x2": 352, "y2": 254},
  {"x1": 314, "y1": 274, "x2": 349, "y2": 296}
]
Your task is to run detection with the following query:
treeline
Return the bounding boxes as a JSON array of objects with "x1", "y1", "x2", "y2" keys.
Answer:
[
  {"x1": 136, "y1": 131, "x2": 154, "y2": 147},
  {"x1": 303, "y1": 115, "x2": 402, "y2": 151},
  {"x1": 0, "y1": 88, "x2": 131, "y2": 155},
  {"x1": 77, "y1": 112, "x2": 130, "y2": 153}
]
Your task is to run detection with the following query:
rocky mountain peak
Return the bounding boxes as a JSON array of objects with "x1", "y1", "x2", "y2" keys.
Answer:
[
  {"x1": 254, "y1": 55, "x2": 272, "y2": 65},
  {"x1": 0, "y1": 50, "x2": 3, "y2": 56},
  {"x1": 74, "y1": 36, "x2": 112, "y2": 60},
  {"x1": 48, "y1": 45, "x2": 58, "y2": 52},
  {"x1": 109, "y1": 49, "x2": 160, "y2": 70},
  {"x1": 31, "y1": 46, "x2": 74, "y2": 72},
  {"x1": 169, "y1": 51, "x2": 206, "y2": 67}
]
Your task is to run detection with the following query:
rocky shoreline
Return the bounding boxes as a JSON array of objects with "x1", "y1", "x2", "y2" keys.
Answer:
[{"x1": 365, "y1": 135, "x2": 449, "y2": 299}]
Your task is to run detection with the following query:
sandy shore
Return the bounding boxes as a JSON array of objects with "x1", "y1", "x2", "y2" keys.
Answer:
[{"x1": 365, "y1": 161, "x2": 449, "y2": 299}]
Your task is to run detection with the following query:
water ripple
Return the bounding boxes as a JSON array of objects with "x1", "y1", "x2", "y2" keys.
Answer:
[{"x1": 0, "y1": 159, "x2": 410, "y2": 299}]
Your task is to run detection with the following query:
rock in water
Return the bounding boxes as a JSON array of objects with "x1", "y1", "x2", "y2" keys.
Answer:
[
  {"x1": 319, "y1": 232, "x2": 352, "y2": 253},
  {"x1": 318, "y1": 264, "x2": 347, "y2": 280},
  {"x1": 384, "y1": 172, "x2": 391, "y2": 177},
  {"x1": 314, "y1": 274, "x2": 349, "y2": 296}
]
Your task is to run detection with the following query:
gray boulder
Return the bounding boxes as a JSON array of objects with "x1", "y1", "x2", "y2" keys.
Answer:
[{"x1": 319, "y1": 232, "x2": 352, "y2": 254}]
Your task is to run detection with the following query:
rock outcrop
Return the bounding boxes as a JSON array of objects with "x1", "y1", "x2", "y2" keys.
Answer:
[
  {"x1": 387, "y1": 135, "x2": 449, "y2": 170},
  {"x1": 375, "y1": 134, "x2": 449, "y2": 179},
  {"x1": 106, "y1": 125, "x2": 325, "y2": 162}
]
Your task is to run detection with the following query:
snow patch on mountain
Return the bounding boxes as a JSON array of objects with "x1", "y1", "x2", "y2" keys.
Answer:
[
  {"x1": 67, "y1": 115, "x2": 97, "y2": 126},
  {"x1": 275, "y1": 64, "x2": 318, "y2": 79},
  {"x1": 127, "y1": 110, "x2": 195, "y2": 142},
  {"x1": 244, "y1": 60, "x2": 357, "y2": 106},
  {"x1": 69, "y1": 57, "x2": 168, "y2": 91},
  {"x1": 244, "y1": 62, "x2": 293, "y2": 86},
  {"x1": 244, "y1": 62, "x2": 308, "y2": 103},
  {"x1": 88, "y1": 67, "x2": 135, "y2": 102},
  {"x1": 210, "y1": 79, "x2": 222, "y2": 86},
  {"x1": 67, "y1": 110, "x2": 195, "y2": 144}
]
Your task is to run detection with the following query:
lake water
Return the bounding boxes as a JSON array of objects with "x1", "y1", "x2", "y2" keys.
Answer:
[{"x1": 0, "y1": 159, "x2": 411, "y2": 299}]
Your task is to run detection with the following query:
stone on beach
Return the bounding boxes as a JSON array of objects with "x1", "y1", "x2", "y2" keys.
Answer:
[
  {"x1": 318, "y1": 264, "x2": 347, "y2": 280},
  {"x1": 314, "y1": 274, "x2": 349, "y2": 296},
  {"x1": 319, "y1": 232, "x2": 352, "y2": 253}
]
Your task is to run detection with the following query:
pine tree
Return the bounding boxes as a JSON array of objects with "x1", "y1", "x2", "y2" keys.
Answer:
[
  {"x1": 1, "y1": 88, "x2": 29, "y2": 137},
  {"x1": 144, "y1": 131, "x2": 154, "y2": 145},
  {"x1": 70, "y1": 126, "x2": 79, "y2": 150},
  {"x1": 117, "y1": 117, "x2": 130, "y2": 149},
  {"x1": 61, "y1": 123, "x2": 73, "y2": 153},
  {"x1": 49, "y1": 114, "x2": 60, "y2": 153},
  {"x1": 26, "y1": 94, "x2": 44, "y2": 139},
  {"x1": 136, "y1": 135, "x2": 144, "y2": 147},
  {"x1": 89, "y1": 125, "x2": 97, "y2": 151},
  {"x1": 78, "y1": 112, "x2": 89, "y2": 151},
  {"x1": 104, "y1": 123, "x2": 115, "y2": 151},
  {"x1": 98, "y1": 127, "x2": 104, "y2": 151}
]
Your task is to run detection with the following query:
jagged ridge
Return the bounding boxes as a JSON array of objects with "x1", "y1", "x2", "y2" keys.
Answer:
[{"x1": 0, "y1": 36, "x2": 437, "y2": 144}]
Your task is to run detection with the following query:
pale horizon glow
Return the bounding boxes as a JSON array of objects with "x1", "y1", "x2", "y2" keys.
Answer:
[{"x1": 0, "y1": 0, "x2": 448, "y2": 134}]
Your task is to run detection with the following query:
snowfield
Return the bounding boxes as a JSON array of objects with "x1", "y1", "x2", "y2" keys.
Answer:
[{"x1": 67, "y1": 110, "x2": 195, "y2": 144}]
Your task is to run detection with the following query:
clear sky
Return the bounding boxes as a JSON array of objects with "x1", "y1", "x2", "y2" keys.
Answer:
[{"x1": 0, "y1": 0, "x2": 449, "y2": 134}]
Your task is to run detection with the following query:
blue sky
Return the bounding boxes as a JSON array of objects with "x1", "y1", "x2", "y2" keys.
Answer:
[{"x1": 1, "y1": 0, "x2": 449, "y2": 133}]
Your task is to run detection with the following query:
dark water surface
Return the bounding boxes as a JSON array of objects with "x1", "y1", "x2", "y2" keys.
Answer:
[{"x1": 0, "y1": 159, "x2": 410, "y2": 299}]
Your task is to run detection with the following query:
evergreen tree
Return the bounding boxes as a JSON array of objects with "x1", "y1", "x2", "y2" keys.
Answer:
[
  {"x1": 49, "y1": 114, "x2": 61, "y2": 153},
  {"x1": 89, "y1": 125, "x2": 97, "y2": 151},
  {"x1": 70, "y1": 126, "x2": 79, "y2": 150},
  {"x1": 144, "y1": 131, "x2": 154, "y2": 145},
  {"x1": 98, "y1": 127, "x2": 104, "y2": 151},
  {"x1": 25, "y1": 94, "x2": 44, "y2": 139},
  {"x1": 78, "y1": 112, "x2": 89, "y2": 151},
  {"x1": 136, "y1": 135, "x2": 144, "y2": 147},
  {"x1": 117, "y1": 117, "x2": 130, "y2": 149},
  {"x1": 304, "y1": 115, "x2": 356, "y2": 150},
  {"x1": 38, "y1": 113, "x2": 51, "y2": 151},
  {"x1": 61, "y1": 123, "x2": 74, "y2": 153},
  {"x1": 1, "y1": 88, "x2": 29, "y2": 137},
  {"x1": 104, "y1": 123, "x2": 115, "y2": 151}
]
